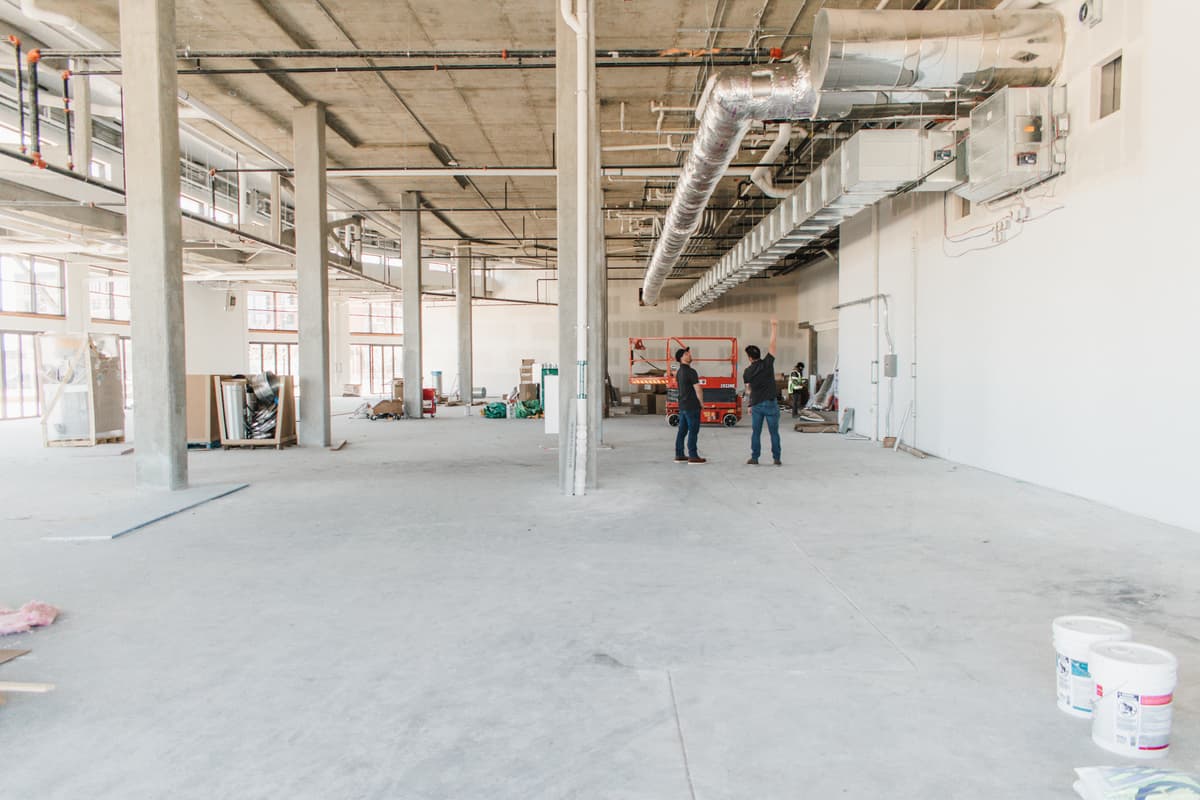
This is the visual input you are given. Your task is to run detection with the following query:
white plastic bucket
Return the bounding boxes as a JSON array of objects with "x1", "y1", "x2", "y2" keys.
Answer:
[
  {"x1": 1090, "y1": 641, "x2": 1178, "y2": 759},
  {"x1": 1052, "y1": 616, "x2": 1132, "y2": 718}
]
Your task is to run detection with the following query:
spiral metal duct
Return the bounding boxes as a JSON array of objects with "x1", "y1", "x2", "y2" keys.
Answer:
[
  {"x1": 640, "y1": 62, "x2": 819, "y2": 306},
  {"x1": 638, "y1": 10, "x2": 1065, "y2": 307}
]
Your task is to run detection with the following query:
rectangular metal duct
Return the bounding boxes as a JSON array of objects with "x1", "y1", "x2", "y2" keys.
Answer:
[{"x1": 678, "y1": 129, "x2": 924, "y2": 314}]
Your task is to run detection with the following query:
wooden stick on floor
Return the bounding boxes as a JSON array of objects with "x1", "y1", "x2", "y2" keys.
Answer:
[{"x1": 0, "y1": 681, "x2": 55, "y2": 693}]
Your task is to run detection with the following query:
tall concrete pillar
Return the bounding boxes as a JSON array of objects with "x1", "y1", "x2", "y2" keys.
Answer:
[
  {"x1": 588, "y1": 112, "x2": 606, "y2": 455},
  {"x1": 69, "y1": 59, "x2": 93, "y2": 173},
  {"x1": 456, "y1": 243, "x2": 473, "y2": 414},
  {"x1": 293, "y1": 103, "x2": 331, "y2": 447},
  {"x1": 119, "y1": 0, "x2": 187, "y2": 490},
  {"x1": 401, "y1": 191, "x2": 423, "y2": 418},
  {"x1": 555, "y1": 0, "x2": 599, "y2": 492},
  {"x1": 269, "y1": 172, "x2": 283, "y2": 243}
]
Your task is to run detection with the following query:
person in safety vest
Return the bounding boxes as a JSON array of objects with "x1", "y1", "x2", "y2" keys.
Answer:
[{"x1": 787, "y1": 362, "x2": 808, "y2": 418}]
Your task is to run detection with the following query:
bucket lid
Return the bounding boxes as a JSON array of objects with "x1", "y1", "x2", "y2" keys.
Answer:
[
  {"x1": 1053, "y1": 616, "x2": 1132, "y2": 645},
  {"x1": 1089, "y1": 641, "x2": 1178, "y2": 686}
]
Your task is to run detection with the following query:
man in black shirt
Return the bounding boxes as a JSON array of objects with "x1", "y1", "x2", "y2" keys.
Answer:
[
  {"x1": 673, "y1": 347, "x2": 706, "y2": 464},
  {"x1": 743, "y1": 320, "x2": 782, "y2": 465}
]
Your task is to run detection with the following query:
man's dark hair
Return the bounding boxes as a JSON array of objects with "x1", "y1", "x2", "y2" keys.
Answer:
[
  {"x1": 795, "y1": 362, "x2": 805, "y2": 372},
  {"x1": 745, "y1": 345, "x2": 761, "y2": 360}
]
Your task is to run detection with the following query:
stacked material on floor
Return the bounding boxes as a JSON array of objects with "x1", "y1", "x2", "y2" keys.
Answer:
[{"x1": 245, "y1": 373, "x2": 281, "y2": 438}]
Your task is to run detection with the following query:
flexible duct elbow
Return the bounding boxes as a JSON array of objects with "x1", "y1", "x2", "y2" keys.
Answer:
[
  {"x1": 640, "y1": 62, "x2": 819, "y2": 306},
  {"x1": 750, "y1": 123, "x2": 810, "y2": 199}
]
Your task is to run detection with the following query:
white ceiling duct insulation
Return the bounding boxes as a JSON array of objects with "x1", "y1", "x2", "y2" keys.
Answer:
[
  {"x1": 679, "y1": 129, "x2": 925, "y2": 314},
  {"x1": 809, "y1": 8, "x2": 1065, "y2": 93},
  {"x1": 639, "y1": 8, "x2": 1065, "y2": 307},
  {"x1": 639, "y1": 62, "x2": 820, "y2": 306}
]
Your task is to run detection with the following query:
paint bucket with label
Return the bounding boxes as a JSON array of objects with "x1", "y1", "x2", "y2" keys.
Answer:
[
  {"x1": 1090, "y1": 641, "x2": 1178, "y2": 758},
  {"x1": 1052, "y1": 616, "x2": 1132, "y2": 718}
]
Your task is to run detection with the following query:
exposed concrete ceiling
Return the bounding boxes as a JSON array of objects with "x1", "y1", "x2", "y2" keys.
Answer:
[{"x1": 30, "y1": 0, "x2": 1004, "y2": 280}]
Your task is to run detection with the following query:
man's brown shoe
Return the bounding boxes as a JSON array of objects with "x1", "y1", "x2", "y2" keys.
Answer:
[{"x1": 688, "y1": 457, "x2": 707, "y2": 464}]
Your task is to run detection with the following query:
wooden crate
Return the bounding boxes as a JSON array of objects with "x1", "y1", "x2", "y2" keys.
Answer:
[
  {"x1": 186, "y1": 374, "x2": 222, "y2": 446},
  {"x1": 213, "y1": 375, "x2": 297, "y2": 450},
  {"x1": 37, "y1": 333, "x2": 125, "y2": 447}
]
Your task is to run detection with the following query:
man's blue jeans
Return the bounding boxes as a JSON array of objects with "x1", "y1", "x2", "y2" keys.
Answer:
[
  {"x1": 675, "y1": 408, "x2": 700, "y2": 458},
  {"x1": 750, "y1": 400, "x2": 781, "y2": 461}
]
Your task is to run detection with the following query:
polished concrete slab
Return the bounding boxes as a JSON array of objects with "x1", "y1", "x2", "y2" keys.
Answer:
[{"x1": 0, "y1": 412, "x2": 1196, "y2": 798}]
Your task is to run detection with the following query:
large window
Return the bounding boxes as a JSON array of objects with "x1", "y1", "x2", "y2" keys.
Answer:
[
  {"x1": 0, "y1": 255, "x2": 64, "y2": 316},
  {"x1": 248, "y1": 342, "x2": 299, "y2": 377},
  {"x1": 90, "y1": 268, "x2": 131, "y2": 322},
  {"x1": 247, "y1": 291, "x2": 298, "y2": 331},
  {"x1": 1099, "y1": 53, "x2": 1122, "y2": 119},
  {"x1": 348, "y1": 300, "x2": 402, "y2": 335},
  {"x1": 1, "y1": 331, "x2": 39, "y2": 419},
  {"x1": 350, "y1": 343, "x2": 401, "y2": 395}
]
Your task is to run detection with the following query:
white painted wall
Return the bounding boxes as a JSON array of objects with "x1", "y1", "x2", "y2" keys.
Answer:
[
  {"x1": 607, "y1": 260, "x2": 839, "y2": 393},
  {"x1": 183, "y1": 284, "x2": 248, "y2": 374},
  {"x1": 836, "y1": 0, "x2": 1200, "y2": 533}
]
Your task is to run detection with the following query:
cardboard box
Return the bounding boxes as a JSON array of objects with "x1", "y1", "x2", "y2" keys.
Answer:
[
  {"x1": 391, "y1": 378, "x2": 404, "y2": 401},
  {"x1": 519, "y1": 358, "x2": 535, "y2": 383},
  {"x1": 371, "y1": 399, "x2": 404, "y2": 417},
  {"x1": 186, "y1": 374, "x2": 221, "y2": 445},
  {"x1": 518, "y1": 382, "x2": 539, "y2": 402},
  {"x1": 654, "y1": 395, "x2": 668, "y2": 414},
  {"x1": 629, "y1": 392, "x2": 654, "y2": 414}
]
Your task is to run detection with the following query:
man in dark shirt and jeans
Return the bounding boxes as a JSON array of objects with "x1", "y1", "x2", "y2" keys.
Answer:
[
  {"x1": 743, "y1": 320, "x2": 782, "y2": 466},
  {"x1": 673, "y1": 347, "x2": 706, "y2": 464}
]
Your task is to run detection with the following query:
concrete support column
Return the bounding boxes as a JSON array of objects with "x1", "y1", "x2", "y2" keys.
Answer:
[
  {"x1": 119, "y1": 0, "x2": 187, "y2": 490},
  {"x1": 401, "y1": 191, "x2": 423, "y2": 418},
  {"x1": 269, "y1": 172, "x2": 282, "y2": 243},
  {"x1": 588, "y1": 119, "x2": 606, "y2": 449},
  {"x1": 64, "y1": 262, "x2": 91, "y2": 333},
  {"x1": 69, "y1": 59, "x2": 92, "y2": 174},
  {"x1": 456, "y1": 242, "x2": 473, "y2": 414},
  {"x1": 293, "y1": 103, "x2": 331, "y2": 447},
  {"x1": 555, "y1": 0, "x2": 599, "y2": 492}
]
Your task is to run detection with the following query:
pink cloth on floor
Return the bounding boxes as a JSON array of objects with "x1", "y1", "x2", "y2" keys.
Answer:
[{"x1": 0, "y1": 602, "x2": 59, "y2": 636}]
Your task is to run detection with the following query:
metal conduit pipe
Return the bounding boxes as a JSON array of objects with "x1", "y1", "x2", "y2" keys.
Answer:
[
  {"x1": 640, "y1": 61, "x2": 819, "y2": 306},
  {"x1": 809, "y1": 8, "x2": 1065, "y2": 93}
]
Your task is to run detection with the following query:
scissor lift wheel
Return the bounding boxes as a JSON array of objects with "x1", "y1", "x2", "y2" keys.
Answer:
[
  {"x1": 667, "y1": 413, "x2": 679, "y2": 427},
  {"x1": 722, "y1": 413, "x2": 738, "y2": 427}
]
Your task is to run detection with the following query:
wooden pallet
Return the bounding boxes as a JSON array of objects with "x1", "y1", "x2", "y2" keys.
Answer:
[
  {"x1": 46, "y1": 434, "x2": 125, "y2": 447},
  {"x1": 794, "y1": 410, "x2": 839, "y2": 434}
]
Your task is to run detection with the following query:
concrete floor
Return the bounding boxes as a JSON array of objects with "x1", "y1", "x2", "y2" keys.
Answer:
[{"x1": 0, "y1": 411, "x2": 1197, "y2": 798}]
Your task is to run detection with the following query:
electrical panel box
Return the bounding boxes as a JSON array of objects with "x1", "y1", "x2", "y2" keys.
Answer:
[
  {"x1": 954, "y1": 86, "x2": 1067, "y2": 204},
  {"x1": 912, "y1": 130, "x2": 965, "y2": 193},
  {"x1": 883, "y1": 354, "x2": 899, "y2": 378}
]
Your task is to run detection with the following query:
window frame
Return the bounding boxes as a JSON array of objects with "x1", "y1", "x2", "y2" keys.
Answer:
[
  {"x1": 348, "y1": 300, "x2": 403, "y2": 335},
  {"x1": 349, "y1": 342, "x2": 402, "y2": 395},
  {"x1": 0, "y1": 330, "x2": 41, "y2": 419},
  {"x1": 247, "y1": 341, "x2": 300, "y2": 377},
  {"x1": 90, "y1": 267, "x2": 131, "y2": 323},
  {"x1": 1096, "y1": 52, "x2": 1123, "y2": 121},
  {"x1": 0, "y1": 255, "x2": 65, "y2": 318},
  {"x1": 247, "y1": 290, "x2": 299, "y2": 332}
]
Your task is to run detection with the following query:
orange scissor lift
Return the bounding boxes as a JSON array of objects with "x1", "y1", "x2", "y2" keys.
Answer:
[{"x1": 629, "y1": 336, "x2": 742, "y2": 427}]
